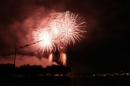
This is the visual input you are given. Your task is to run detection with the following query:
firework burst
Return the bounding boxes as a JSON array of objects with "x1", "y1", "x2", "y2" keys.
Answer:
[
  {"x1": 65, "y1": 12, "x2": 86, "y2": 44},
  {"x1": 34, "y1": 29, "x2": 55, "y2": 54},
  {"x1": 48, "y1": 11, "x2": 86, "y2": 46},
  {"x1": 34, "y1": 11, "x2": 86, "y2": 54}
]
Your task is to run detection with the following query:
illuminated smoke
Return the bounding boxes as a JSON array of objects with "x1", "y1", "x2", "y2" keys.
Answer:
[
  {"x1": 48, "y1": 53, "x2": 53, "y2": 63},
  {"x1": 34, "y1": 11, "x2": 86, "y2": 54},
  {"x1": 32, "y1": 11, "x2": 86, "y2": 65},
  {"x1": 0, "y1": 55, "x2": 56, "y2": 67},
  {"x1": 60, "y1": 52, "x2": 67, "y2": 66}
]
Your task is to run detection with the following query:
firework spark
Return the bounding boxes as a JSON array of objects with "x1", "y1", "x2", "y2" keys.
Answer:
[
  {"x1": 34, "y1": 29, "x2": 55, "y2": 54},
  {"x1": 49, "y1": 11, "x2": 86, "y2": 45},
  {"x1": 34, "y1": 11, "x2": 86, "y2": 55}
]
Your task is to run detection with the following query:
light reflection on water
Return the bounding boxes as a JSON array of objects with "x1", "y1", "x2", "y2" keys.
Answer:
[
  {"x1": 68, "y1": 76, "x2": 130, "y2": 86},
  {"x1": 0, "y1": 76, "x2": 130, "y2": 86}
]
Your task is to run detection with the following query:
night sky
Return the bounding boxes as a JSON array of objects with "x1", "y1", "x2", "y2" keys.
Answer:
[{"x1": 0, "y1": 0, "x2": 130, "y2": 74}]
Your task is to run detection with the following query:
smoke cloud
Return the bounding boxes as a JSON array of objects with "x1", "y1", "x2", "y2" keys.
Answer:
[
  {"x1": 0, "y1": 0, "x2": 71, "y2": 67},
  {"x1": 0, "y1": 55, "x2": 57, "y2": 67}
]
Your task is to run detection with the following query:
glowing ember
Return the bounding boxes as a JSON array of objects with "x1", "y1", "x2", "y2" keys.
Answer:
[{"x1": 60, "y1": 52, "x2": 67, "y2": 66}]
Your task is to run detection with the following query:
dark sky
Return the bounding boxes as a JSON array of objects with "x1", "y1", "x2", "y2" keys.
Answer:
[{"x1": 0, "y1": 0, "x2": 130, "y2": 74}]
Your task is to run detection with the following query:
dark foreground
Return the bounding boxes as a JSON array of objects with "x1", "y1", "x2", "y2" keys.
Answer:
[
  {"x1": 71, "y1": 76, "x2": 130, "y2": 86},
  {"x1": 0, "y1": 76, "x2": 130, "y2": 86},
  {"x1": 0, "y1": 76, "x2": 71, "y2": 86}
]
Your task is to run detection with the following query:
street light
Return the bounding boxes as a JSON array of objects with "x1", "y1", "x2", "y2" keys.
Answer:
[{"x1": 14, "y1": 40, "x2": 42, "y2": 67}]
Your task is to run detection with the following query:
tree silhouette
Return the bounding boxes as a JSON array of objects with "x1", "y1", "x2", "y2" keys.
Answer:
[
  {"x1": 0, "y1": 64, "x2": 71, "y2": 77},
  {"x1": 46, "y1": 65, "x2": 71, "y2": 76},
  {"x1": 0, "y1": 64, "x2": 14, "y2": 76},
  {"x1": 20, "y1": 64, "x2": 43, "y2": 77}
]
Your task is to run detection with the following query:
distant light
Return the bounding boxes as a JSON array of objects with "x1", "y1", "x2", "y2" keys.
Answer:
[
  {"x1": 126, "y1": 73, "x2": 129, "y2": 76},
  {"x1": 93, "y1": 74, "x2": 95, "y2": 76}
]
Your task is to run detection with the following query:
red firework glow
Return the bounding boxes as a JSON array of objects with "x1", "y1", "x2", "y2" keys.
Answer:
[
  {"x1": 60, "y1": 52, "x2": 67, "y2": 66},
  {"x1": 34, "y1": 11, "x2": 86, "y2": 53},
  {"x1": 33, "y1": 11, "x2": 86, "y2": 65},
  {"x1": 35, "y1": 29, "x2": 55, "y2": 54}
]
